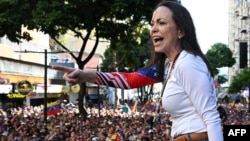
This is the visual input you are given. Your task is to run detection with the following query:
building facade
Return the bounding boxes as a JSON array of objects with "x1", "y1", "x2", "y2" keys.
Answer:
[
  {"x1": 228, "y1": 0, "x2": 250, "y2": 84},
  {"x1": 0, "y1": 27, "x2": 108, "y2": 108},
  {"x1": 0, "y1": 30, "x2": 62, "y2": 109}
]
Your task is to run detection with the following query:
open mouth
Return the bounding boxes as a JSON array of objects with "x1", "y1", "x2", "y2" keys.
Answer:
[{"x1": 153, "y1": 37, "x2": 163, "y2": 43}]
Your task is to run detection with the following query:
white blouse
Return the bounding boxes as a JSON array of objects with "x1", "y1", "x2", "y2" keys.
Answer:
[{"x1": 162, "y1": 50, "x2": 223, "y2": 141}]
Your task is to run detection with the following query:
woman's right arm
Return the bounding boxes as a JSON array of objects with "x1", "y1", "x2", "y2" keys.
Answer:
[
  {"x1": 52, "y1": 65, "x2": 160, "y2": 89},
  {"x1": 52, "y1": 65, "x2": 97, "y2": 84}
]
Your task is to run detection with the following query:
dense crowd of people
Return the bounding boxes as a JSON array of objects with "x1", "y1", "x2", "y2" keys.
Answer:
[{"x1": 0, "y1": 100, "x2": 249, "y2": 141}]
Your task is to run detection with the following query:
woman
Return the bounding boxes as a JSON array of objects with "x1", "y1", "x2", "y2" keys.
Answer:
[{"x1": 52, "y1": 1, "x2": 223, "y2": 141}]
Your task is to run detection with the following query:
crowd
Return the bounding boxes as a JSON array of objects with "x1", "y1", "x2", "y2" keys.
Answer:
[
  {"x1": 219, "y1": 101, "x2": 250, "y2": 125},
  {"x1": 0, "y1": 100, "x2": 249, "y2": 141}
]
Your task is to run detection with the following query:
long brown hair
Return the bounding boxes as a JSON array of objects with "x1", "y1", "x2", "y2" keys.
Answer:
[{"x1": 147, "y1": 1, "x2": 214, "y2": 80}]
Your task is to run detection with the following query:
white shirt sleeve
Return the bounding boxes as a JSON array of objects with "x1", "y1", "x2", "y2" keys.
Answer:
[{"x1": 177, "y1": 56, "x2": 223, "y2": 141}]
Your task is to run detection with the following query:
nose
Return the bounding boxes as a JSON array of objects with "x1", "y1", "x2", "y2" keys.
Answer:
[{"x1": 150, "y1": 24, "x2": 158, "y2": 33}]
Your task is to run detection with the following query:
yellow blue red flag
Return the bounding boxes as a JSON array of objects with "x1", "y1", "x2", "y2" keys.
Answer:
[{"x1": 47, "y1": 100, "x2": 61, "y2": 116}]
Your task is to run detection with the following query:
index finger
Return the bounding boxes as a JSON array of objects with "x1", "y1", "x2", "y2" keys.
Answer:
[{"x1": 51, "y1": 65, "x2": 75, "y2": 73}]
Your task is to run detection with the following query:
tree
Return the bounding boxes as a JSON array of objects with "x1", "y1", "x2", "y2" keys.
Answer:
[
  {"x1": 101, "y1": 28, "x2": 154, "y2": 105},
  {"x1": 0, "y1": 0, "x2": 162, "y2": 119},
  {"x1": 101, "y1": 28, "x2": 152, "y2": 72},
  {"x1": 228, "y1": 68, "x2": 250, "y2": 93},
  {"x1": 205, "y1": 43, "x2": 235, "y2": 84}
]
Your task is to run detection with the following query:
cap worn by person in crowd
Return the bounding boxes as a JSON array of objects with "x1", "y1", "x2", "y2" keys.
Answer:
[
  {"x1": 32, "y1": 135, "x2": 37, "y2": 138},
  {"x1": 148, "y1": 129, "x2": 153, "y2": 133}
]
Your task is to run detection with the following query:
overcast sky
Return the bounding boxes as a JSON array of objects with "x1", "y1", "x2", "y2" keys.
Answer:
[{"x1": 182, "y1": 0, "x2": 229, "y2": 54}]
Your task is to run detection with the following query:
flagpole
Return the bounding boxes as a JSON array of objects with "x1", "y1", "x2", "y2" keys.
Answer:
[
  {"x1": 97, "y1": 65, "x2": 100, "y2": 117},
  {"x1": 44, "y1": 49, "x2": 48, "y2": 128}
]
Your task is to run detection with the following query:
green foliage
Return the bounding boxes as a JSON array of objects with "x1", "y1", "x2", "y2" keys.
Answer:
[
  {"x1": 228, "y1": 68, "x2": 250, "y2": 93},
  {"x1": 0, "y1": 0, "x2": 35, "y2": 42},
  {"x1": 206, "y1": 43, "x2": 235, "y2": 75},
  {"x1": 0, "y1": 0, "x2": 161, "y2": 44},
  {"x1": 217, "y1": 75, "x2": 228, "y2": 85},
  {"x1": 205, "y1": 43, "x2": 235, "y2": 85},
  {"x1": 101, "y1": 28, "x2": 152, "y2": 72}
]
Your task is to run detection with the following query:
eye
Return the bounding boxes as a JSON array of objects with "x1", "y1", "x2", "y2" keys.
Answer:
[
  {"x1": 150, "y1": 22, "x2": 154, "y2": 27},
  {"x1": 159, "y1": 21, "x2": 166, "y2": 25}
]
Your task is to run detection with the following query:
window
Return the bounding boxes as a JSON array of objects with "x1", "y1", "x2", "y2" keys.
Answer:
[{"x1": 51, "y1": 55, "x2": 59, "y2": 63}]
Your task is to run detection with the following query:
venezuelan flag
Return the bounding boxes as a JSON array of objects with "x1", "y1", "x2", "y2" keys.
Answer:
[
  {"x1": 213, "y1": 79, "x2": 219, "y2": 87},
  {"x1": 47, "y1": 100, "x2": 61, "y2": 116}
]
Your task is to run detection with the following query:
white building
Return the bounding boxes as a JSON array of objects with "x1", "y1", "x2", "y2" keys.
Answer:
[{"x1": 228, "y1": 0, "x2": 250, "y2": 84}]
